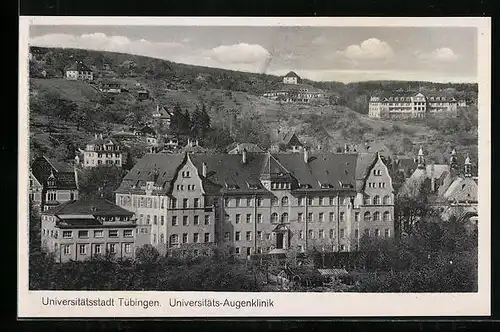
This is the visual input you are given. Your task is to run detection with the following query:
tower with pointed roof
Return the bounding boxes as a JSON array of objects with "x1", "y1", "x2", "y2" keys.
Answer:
[
  {"x1": 464, "y1": 155, "x2": 472, "y2": 177},
  {"x1": 417, "y1": 146, "x2": 425, "y2": 169}
]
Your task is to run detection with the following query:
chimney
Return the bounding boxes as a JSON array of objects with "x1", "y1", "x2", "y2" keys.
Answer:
[
  {"x1": 74, "y1": 161, "x2": 79, "y2": 190},
  {"x1": 202, "y1": 162, "x2": 207, "y2": 177},
  {"x1": 94, "y1": 133, "x2": 98, "y2": 139},
  {"x1": 99, "y1": 133, "x2": 103, "y2": 139},
  {"x1": 303, "y1": 148, "x2": 309, "y2": 163},
  {"x1": 242, "y1": 148, "x2": 247, "y2": 164}
]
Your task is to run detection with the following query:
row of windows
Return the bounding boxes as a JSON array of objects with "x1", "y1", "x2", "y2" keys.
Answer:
[
  {"x1": 45, "y1": 192, "x2": 76, "y2": 201},
  {"x1": 225, "y1": 210, "x2": 392, "y2": 224},
  {"x1": 86, "y1": 159, "x2": 121, "y2": 165},
  {"x1": 224, "y1": 196, "x2": 355, "y2": 208},
  {"x1": 366, "y1": 182, "x2": 387, "y2": 189},
  {"x1": 60, "y1": 243, "x2": 132, "y2": 255},
  {"x1": 170, "y1": 232, "x2": 211, "y2": 244},
  {"x1": 170, "y1": 215, "x2": 211, "y2": 226},
  {"x1": 49, "y1": 229, "x2": 134, "y2": 239},
  {"x1": 176, "y1": 184, "x2": 196, "y2": 191},
  {"x1": 363, "y1": 195, "x2": 391, "y2": 205}
]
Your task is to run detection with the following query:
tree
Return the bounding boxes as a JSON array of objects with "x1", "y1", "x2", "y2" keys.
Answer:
[
  {"x1": 135, "y1": 245, "x2": 160, "y2": 265},
  {"x1": 29, "y1": 200, "x2": 41, "y2": 255},
  {"x1": 122, "y1": 152, "x2": 135, "y2": 171},
  {"x1": 78, "y1": 166, "x2": 125, "y2": 201}
]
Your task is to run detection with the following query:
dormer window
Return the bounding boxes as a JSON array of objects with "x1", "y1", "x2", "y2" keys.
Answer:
[
  {"x1": 247, "y1": 182, "x2": 259, "y2": 189},
  {"x1": 299, "y1": 184, "x2": 311, "y2": 189},
  {"x1": 182, "y1": 171, "x2": 191, "y2": 178}
]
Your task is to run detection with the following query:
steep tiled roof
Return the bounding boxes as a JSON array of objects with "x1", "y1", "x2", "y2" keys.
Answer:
[
  {"x1": 31, "y1": 156, "x2": 77, "y2": 190},
  {"x1": 116, "y1": 152, "x2": 375, "y2": 195},
  {"x1": 43, "y1": 198, "x2": 134, "y2": 217},
  {"x1": 443, "y1": 177, "x2": 478, "y2": 202},
  {"x1": 284, "y1": 71, "x2": 300, "y2": 78}
]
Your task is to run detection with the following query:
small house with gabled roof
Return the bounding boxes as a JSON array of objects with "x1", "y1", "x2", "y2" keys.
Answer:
[
  {"x1": 283, "y1": 71, "x2": 301, "y2": 84},
  {"x1": 65, "y1": 61, "x2": 94, "y2": 81}
]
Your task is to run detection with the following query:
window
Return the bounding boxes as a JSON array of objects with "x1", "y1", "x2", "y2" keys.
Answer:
[
  {"x1": 153, "y1": 215, "x2": 157, "y2": 225},
  {"x1": 329, "y1": 229, "x2": 334, "y2": 239},
  {"x1": 364, "y1": 212, "x2": 371, "y2": 222},
  {"x1": 354, "y1": 229, "x2": 359, "y2": 239},
  {"x1": 297, "y1": 213, "x2": 303, "y2": 223},
  {"x1": 235, "y1": 198, "x2": 241, "y2": 207},
  {"x1": 319, "y1": 197, "x2": 325, "y2": 206},
  {"x1": 298, "y1": 197, "x2": 305, "y2": 206},
  {"x1": 161, "y1": 216, "x2": 165, "y2": 225},
  {"x1": 308, "y1": 229, "x2": 314, "y2": 239},
  {"x1": 373, "y1": 195, "x2": 380, "y2": 205},
  {"x1": 182, "y1": 233, "x2": 188, "y2": 243},
  {"x1": 123, "y1": 230, "x2": 133, "y2": 237},
  {"x1": 343, "y1": 197, "x2": 350, "y2": 205},
  {"x1": 307, "y1": 213, "x2": 313, "y2": 223},
  {"x1": 62, "y1": 231, "x2": 73, "y2": 238},
  {"x1": 247, "y1": 197, "x2": 253, "y2": 207},
  {"x1": 257, "y1": 214, "x2": 263, "y2": 223},
  {"x1": 95, "y1": 244, "x2": 102, "y2": 254},
  {"x1": 204, "y1": 233, "x2": 210, "y2": 243},
  {"x1": 383, "y1": 211, "x2": 391, "y2": 221},
  {"x1": 318, "y1": 212, "x2": 324, "y2": 223},
  {"x1": 183, "y1": 171, "x2": 191, "y2": 178},
  {"x1": 224, "y1": 232, "x2": 230, "y2": 241},
  {"x1": 281, "y1": 196, "x2": 289, "y2": 206},
  {"x1": 235, "y1": 247, "x2": 240, "y2": 254},
  {"x1": 383, "y1": 195, "x2": 391, "y2": 205},
  {"x1": 160, "y1": 234, "x2": 164, "y2": 243},
  {"x1": 271, "y1": 213, "x2": 278, "y2": 223},
  {"x1": 340, "y1": 212, "x2": 345, "y2": 222},
  {"x1": 224, "y1": 197, "x2": 231, "y2": 207},
  {"x1": 172, "y1": 216, "x2": 178, "y2": 226},
  {"x1": 329, "y1": 212, "x2": 334, "y2": 222},
  {"x1": 375, "y1": 229, "x2": 381, "y2": 237},
  {"x1": 329, "y1": 197, "x2": 335, "y2": 205},
  {"x1": 183, "y1": 198, "x2": 189, "y2": 208},
  {"x1": 194, "y1": 215, "x2": 199, "y2": 225},
  {"x1": 246, "y1": 231, "x2": 252, "y2": 241},
  {"x1": 246, "y1": 214, "x2": 252, "y2": 223},
  {"x1": 271, "y1": 197, "x2": 278, "y2": 206},
  {"x1": 235, "y1": 214, "x2": 241, "y2": 224},
  {"x1": 194, "y1": 198, "x2": 200, "y2": 208},
  {"x1": 146, "y1": 215, "x2": 151, "y2": 225},
  {"x1": 63, "y1": 245, "x2": 71, "y2": 255},
  {"x1": 246, "y1": 247, "x2": 251, "y2": 256},
  {"x1": 307, "y1": 197, "x2": 313, "y2": 206},
  {"x1": 108, "y1": 243, "x2": 116, "y2": 254},
  {"x1": 193, "y1": 233, "x2": 199, "y2": 243},
  {"x1": 355, "y1": 212, "x2": 360, "y2": 222},
  {"x1": 79, "y1": 244, "x2": 87, "y2": 255},
  {"x1": 193, "y1": 249, "x2": 199, "y2": 256},
  {"x1": 340, "y1": 245, "x2": 346, "y2": 251},
  {"x1": 235, "y1": 231, "x2": 241, "y2": 241},
  {"x1": 281, "y1": 213, "x2": 289, "y2": 223},
  {"x1": 373, "y1": 169, "x2": 382, "y2": 176},
  {"x1": 108, "y1": 230, "x2": 118, "y2": 238},
  {"x1": 299, "y1": 230, "x2": 304, "y2": 239},
  {"x1": 124, "y1": 243, "x2": 132, "y2": 253},
  {"x1": 139, "y1": 214, "x2": 144, "y2": 223},
  {"x1": 364, "y1": 229, "x2": 370, "y2": 237},
  {"x1": 373, "y1": 211, "x2": 381, "y2": 221},
  {"x1": 257, "y1": 198, "x2": 263, "y2": 207},
  {"x1": 319, "y1": 229, "x2": 324, "y2": 238},
  {"x1": 204, "y1": 215, "x2": 210, "y2": 225},
  {"x1": 340, "y1": 229, "x2": 345, "y2": 239},
  {"x1": 171, "y1": 198, "x2": 177, "y2": 208},
  {"x1": 258, "y1": 231, "x2": 263, "y2": 240},
  {"x1": 363, "y1": 196, "x2": 370, "y2": 205},
  {"x1": 385, "y1": 229, "x2": 390, "y2": 237},
  {"x1": 183, "y1": 216, "x2": 189, "y2": 226}
]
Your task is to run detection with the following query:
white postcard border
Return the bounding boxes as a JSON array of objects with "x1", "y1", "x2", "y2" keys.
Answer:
[{"x1": 18, "y1": 16, "x2": 491, "y2": 318}]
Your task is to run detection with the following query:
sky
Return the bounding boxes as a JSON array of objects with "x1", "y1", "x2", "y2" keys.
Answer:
[{"x1": 29, "y1": 25, "x2": 478, "y2": 83}]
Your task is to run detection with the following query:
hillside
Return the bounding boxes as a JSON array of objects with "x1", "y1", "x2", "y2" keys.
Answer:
[{"x1": 27, "y1": 47, "x2": 478, "y2": 166}]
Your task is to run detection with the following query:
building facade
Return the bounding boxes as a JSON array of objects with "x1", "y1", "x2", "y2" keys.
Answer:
[
  {"x1": 282, "y1": 71, "x2": 301, "y2": 85},
  {"x1": 40, "y1": 198, "x2": 150, "y2": 263},
  {"x1": 65, "y1": 61, "x2": 94, "y2": 81},
  {"x1": 30, "y1": 156, "x2": 79, "y2": 212},
  {"x1": 368, "y1": 92, "x2": 465, "y2": 119},
  {"x1": 114, "y1": 150, "x2": 395, "y2": 257},
  {"x1": 83, "y1": 134, "x2": 123, "y2": 168}
]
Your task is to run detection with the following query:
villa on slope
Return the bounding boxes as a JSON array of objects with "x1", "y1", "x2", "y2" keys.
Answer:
[{"x1": 262, "y1": 71, "x2": 326, "y2": 104}]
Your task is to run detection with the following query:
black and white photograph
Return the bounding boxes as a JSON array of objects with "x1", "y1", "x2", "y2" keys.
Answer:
[{"x1": 18, "y1": 17, "x2": 490, "y2": 317}]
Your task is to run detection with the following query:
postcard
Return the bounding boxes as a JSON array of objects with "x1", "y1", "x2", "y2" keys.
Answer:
[{"x1": 18, "y1": 16, "x2": 491, "y2": 318}]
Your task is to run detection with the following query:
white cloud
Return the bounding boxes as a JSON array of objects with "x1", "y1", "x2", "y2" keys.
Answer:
[
  {"x1": 205, "y1": 43, "x2": 271, "y2": 64},
  {"x1": 29, "y1": 33, "x2": 185, "y2": 59},
  {"x1": 416, "y1": 47, "x2": 459, "y2": 63},
  {"x1": 336, "y1": 38, "x2": 394, "y2": 61}
]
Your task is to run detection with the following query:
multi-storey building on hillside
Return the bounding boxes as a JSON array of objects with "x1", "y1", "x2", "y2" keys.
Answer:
[
  {"x1": 30, "y1": 156, "x2": 79, "y2": 212},
  {"x1": 65, "y1": 61, "x2": 94, "y2": 81},
  {"x1": 82, "y1": 134, "x2": 123, "y2": 168},
  {"x1": 114, "y1": 149, "x2": 395, "y2": 257},
  {"x1": 262, "y1": 71, "x2": 325, "y2": 104},
  {"x1": 40, "y1": 198, "x2": 150, "y2": 262},
  {"x1": 368, "y1": 92, "x2": 466, "y2": 119}
]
